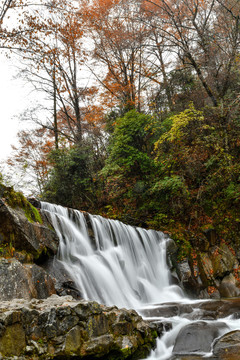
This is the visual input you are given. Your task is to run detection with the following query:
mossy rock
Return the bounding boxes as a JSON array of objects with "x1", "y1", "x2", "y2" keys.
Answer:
[
  {"x1": 0, "y1": 184, "x2": 58, "y2": 260},
  {"x1": 3, "y1": 185, "x2": 42, "y2": 224},
  {"x1": 0, "y1": 323, "x2": 26, "y2": 356}
]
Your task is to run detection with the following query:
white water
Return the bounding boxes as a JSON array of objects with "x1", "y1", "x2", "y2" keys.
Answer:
[{"x1": 41, "y1": 202, "x2": 240, "y2": 360}]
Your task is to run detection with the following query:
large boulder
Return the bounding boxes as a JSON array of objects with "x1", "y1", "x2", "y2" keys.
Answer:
[
  {"x1": 0, "y1": 295, "x2": 157, "y2": 359},
  {"x1": 172, "y1": 321, "x2": 229, "y2": 355},
  {"x1": 218, "y1": 274, "x2": 240, "y2": 298},
  {"x1": 209, "y1": 243, "x2": 238, "y2": 278}
]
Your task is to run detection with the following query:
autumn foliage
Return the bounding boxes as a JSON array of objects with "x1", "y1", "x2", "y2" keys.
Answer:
[{"x1": 2, "y1": 0, "x2": 240, "y2": 247}]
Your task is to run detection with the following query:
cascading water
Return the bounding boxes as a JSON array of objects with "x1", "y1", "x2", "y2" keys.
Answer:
[
  {"x1": 41, "y1": 201, "x2": 183, "y2": 309},
  {"x1": 41, "y1": 202, "x2": 240, "y2": 360}
]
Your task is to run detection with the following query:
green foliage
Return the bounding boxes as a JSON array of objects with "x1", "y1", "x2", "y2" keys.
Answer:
[
  {"x1": 155, "y1": 103, "x2": 204, "y2": 147},
  {"x1": 42, "y1": 143, "x2": 102, "y2": 211},
  {"x1": 101, "y1": 110, "x2": 160, "y2": 220},
  {"x1": 103, "y1": 110, "x2": 158, "y2": 174}
]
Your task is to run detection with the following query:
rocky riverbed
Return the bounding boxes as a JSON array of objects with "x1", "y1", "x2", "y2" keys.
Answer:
[{"x1": 140, "y1": 298, "x2": 240, "y2": 359}]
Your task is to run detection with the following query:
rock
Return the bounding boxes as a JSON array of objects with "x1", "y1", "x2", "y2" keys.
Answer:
[
  {"x1": 27, "y1": 197, "x2": 41, "y2": 209},
  {"x1": 0, "y1": 295, "x2": 157, "y2": 359},
  {"x1": 197, "y1": 252, "x2": 215, "y2": 287},
  {"x1": 166, "y1": 238, "x2": 179, "y2": 269},
  {"x1": 141, "y1": 304, "x2": 179, "y2": 318},
  {"x1": 41, "y1": 257, "x2": 82, "y2": 299},
  {"x1": 0, "y1": 258, "x2": 56, "y2": 300},
  {"x1": 171, "y1": 356, "x2": 207, "y2": 359},
  {"x1": 219, "y1": 274, "x2": 240, "y2": 297},
  {"x1": 0, "y1": 185, "x2": 59, "y2": 260},
  {"x1": 175, "y1": 260, "x2": 200, "y2": 296},
  {"x1": 209, "y1": 243, "x2": 237, "y2": 279},
  {"x1": 212, "y1": 330, "x2": 240, "y2": 359},
  {"x1": 173, "y1": 321, "x2": 229, "y2": 355},
  {"x1": 142, "y1": 298, "x2": 240, "y2": 322}
]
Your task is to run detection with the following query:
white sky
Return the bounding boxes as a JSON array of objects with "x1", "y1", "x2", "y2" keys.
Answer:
[{"x1": 0, "y1": 54, "x2": 33, "y2": 163}]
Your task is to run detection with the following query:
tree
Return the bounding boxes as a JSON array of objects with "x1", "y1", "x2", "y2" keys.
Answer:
[
  {"x1": 86, "y1": 0, "x2": 151, "y2": 113},
  {"x1": 42, "y1": 142, "x2": 104, "y2": 211},
  {"x1": 14, "y1": 0, "x2": 97, "y2": 149},
  {"x1": 101, "y1": 110, "x2": 160, "y2": 222},
  {"x1": 151, "y1": 103, "x2": 240, "y2": 240},
  {"x1": 6, "y1": 127, "x2": 54, "y2": 195},
  {"x1": 142, "y1": 0, "x2": 240, "y2": 107}
]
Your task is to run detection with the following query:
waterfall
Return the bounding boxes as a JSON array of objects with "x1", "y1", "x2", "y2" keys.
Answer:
[
  {"x1": 41, "y1": 202, "x2": 240, "y2": 360},
  {"x1": 41, "y1": 201, "x2": 183, "y2": 309}
]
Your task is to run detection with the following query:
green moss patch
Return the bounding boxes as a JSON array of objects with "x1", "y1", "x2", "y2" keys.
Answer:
[{"x1": 3, "y1": 186, "x2": 42, "y2": 224}]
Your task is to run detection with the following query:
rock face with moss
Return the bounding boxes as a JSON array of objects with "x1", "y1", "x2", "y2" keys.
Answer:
[
  {"x1": 0, "y1": 295, "x2": 157, "y2": 360},
  {"x1": 0, "y1": 184, "x2": 62, "y2": 300},
  {"x1": 167, "y1": 232, "x2": 240, "y2": 298},
  {"x1": 0, "y1": 184, "x2": 59, "y2": 258}
]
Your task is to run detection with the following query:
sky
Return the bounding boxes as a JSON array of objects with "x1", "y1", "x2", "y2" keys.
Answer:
[{"x1": 0, "y1": 54, "x2": 33, "y2": 163}]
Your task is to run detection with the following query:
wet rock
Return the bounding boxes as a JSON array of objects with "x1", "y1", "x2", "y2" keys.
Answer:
[
  {"x1": 171, "y1": 356, "x2": 206, "y2": 359},
  {"x1": 175, "y1": 260, "x2": 200, "y2": 296},
  {"x1": 0, "y1": 295, "x2": 157, "y2": 359},
  {"x1": 141, "y1": 304, "x2": 179, "y2": 318},
  {"x1": 42, "y1": 258, "x2": 82, "y2": 299},
  {"x1": 27, "y1": 197, "x2": 41, "y2": 209},
  {"x1": 173, "y1": 321, "x2": 229, "y2": 355},
  {"x1": 197, "y1": 298, "x2": 240, "y2": 319},
  {"x1": 166, "y1": 238, "x2": 179, "y2": 269},
  {"x1": 212, "y1": 330, "x2": 240, "y2": 359}
]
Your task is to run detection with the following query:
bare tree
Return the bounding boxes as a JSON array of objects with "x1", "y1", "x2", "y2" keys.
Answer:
[{"x1": 143, "y1": 0, "x2": 240, "y2": 107}]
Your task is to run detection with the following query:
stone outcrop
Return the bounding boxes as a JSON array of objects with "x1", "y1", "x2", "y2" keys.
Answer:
[
  {"x1": 0, "y1": 185, "x2": 59, "y2": 260},
  {"x1": 167, "y1": 232, "x2": 240, "y2": 299},
  {"x1": 0, "y1": 295, "x2": 157, "y2": 360},
  {"x1": 0, "y1": 185, "x2": 78, "y2": 300},
  {"x1": 0, "y1": 258, "x2": 56, "y2": 300}
]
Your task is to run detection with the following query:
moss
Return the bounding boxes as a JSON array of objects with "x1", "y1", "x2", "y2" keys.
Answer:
[
  {"x1": 0, "y1": 324, "x2": 26, "y2": 356},
  {"x1": 25, "y1": 203, "x2": 43, "y2": 224},
  {"x1": 120, "y1": 346, "x2": 132, "y2": 358},
  {"x1": 3, "y1": 186, "x2": 42, "y2": 224},
  {"x1": 151, "y1": 330, "x2": 158, "y2": 339}
]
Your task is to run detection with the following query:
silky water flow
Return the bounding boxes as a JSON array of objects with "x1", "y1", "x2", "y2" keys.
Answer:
[{"x1": 41, "y1": 202, "x2": 240, "y2": 359}]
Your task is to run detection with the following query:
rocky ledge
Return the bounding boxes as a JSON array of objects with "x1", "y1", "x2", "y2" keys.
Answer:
[{"x1": 0, "y1": 295, "x2": 157, "y2": 360}]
